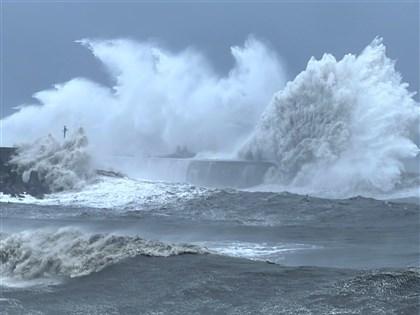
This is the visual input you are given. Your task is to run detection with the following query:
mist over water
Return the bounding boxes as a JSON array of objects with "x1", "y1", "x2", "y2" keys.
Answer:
[{"x1": 1, "y1": 36, "x2": 284, "y2": 158}]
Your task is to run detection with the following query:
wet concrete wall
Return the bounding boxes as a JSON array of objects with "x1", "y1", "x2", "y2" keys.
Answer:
[{"x1": 100, "y1": 156, "x2": 276, "y2": 188}]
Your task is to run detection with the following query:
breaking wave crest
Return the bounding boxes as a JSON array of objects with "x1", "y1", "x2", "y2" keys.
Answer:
[
  {"x1": 240, "y1": 38, "x2": 419, "y2": 197},
  {"x1": 0, "y1": 227, "x2": 205, "y2": 286},
  {"x1": 10, "y1": 128, "x2": 95, "y2": 192}
]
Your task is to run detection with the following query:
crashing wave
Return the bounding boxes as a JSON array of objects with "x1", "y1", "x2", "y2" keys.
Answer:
[
  {"x1": 240, "y1": 38, "x2": 419, "y2": 197},
  {"x1": 9, "y1": 128, "x2": 95, "y2": 192},
  {"x1": 0, "y1": 227, "x2": 205, "y2": 285},
  {"x1": 1, "y1": 36, "x2": 284, "y2": 158}
]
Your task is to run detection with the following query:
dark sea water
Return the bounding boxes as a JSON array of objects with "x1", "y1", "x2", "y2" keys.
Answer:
[{"x1": 1, "y1": 183, "x2": 419, "y2": 314}]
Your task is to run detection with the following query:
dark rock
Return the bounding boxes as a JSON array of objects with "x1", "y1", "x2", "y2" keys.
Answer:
[
  {"x1": 28, "y1": 187, "x2": 44, "y2": 199},
  {"x1": 0, "y1": 147, "x2": 17, "y2": 163},
  {"x1": 96, "y1": 169, "x2": 124, "y2": 178},
  {"x1": 2, "y1": 185, "x2": 16, "y2": 197},
  {"x1": 9, "y1": 171, "x2": 26, "y2": 195},
  {"x1": 25, "y1": 170, "x2": 50, "y2": 195},
  {"x1": 0, "y1": 147, "x2": 51, "y2": 198}
]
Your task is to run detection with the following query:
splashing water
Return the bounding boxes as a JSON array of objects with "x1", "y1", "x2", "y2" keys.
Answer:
[
  {"x1": 0, "y1": 227, "x2": 205, "y2": 286},
  {"x1": 1, "y1": 36, "x2": 284, "y2": 158},
  {"x1": 1, "y1": 36, "x2": 418, "y2": 198},
  {"x1": 240, "y1": 38, "x2": 419, "y2": 197},
  {"x1": 10, "y1": 128, "x2": 95, "y2": 192}
]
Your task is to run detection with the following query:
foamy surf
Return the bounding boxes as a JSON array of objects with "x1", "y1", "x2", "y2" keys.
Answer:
[
  {"x1": 0, "y1": 227, "x2": 206, "y2": 287},
  {"x1": 245, "y1": 175, "x2": 420, "y2": 201},
  {"x1": 197, "y1": 241, "x2": 318, "y2": 263},
  {"x1": 0, "y1": 174, "x2": 212, "y2": 212}
]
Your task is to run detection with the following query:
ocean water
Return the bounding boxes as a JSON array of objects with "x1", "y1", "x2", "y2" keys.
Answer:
[
  {"x1": 1, "y1": 37, "x2": 419, "y2": 314},
  {"x1": 1, "y1": 173, "x2": 419, "y2": 314}
]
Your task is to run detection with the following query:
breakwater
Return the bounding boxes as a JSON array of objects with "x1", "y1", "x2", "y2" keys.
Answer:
[{"x1": 99, "y1": 157, "x2": 276, "y2": 188}]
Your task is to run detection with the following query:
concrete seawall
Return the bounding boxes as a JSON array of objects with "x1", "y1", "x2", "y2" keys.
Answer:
[
  {"x1": 100, "y1": 157, "x2": 276, "y2": 188},
  {"x1": 0, "y1": 147, "x2": 50, "y2": 199},
  {"x1": 1, "y1": 147, "x2": 276, "y2": 197}
]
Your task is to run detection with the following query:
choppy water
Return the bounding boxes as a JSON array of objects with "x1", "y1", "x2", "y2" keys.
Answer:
[
  {"x1": 1, "y1": 175, "x2": 419, "y2": 314},
  {"x1": 1, "y1": 36, "x2": 419, "y2": 314}
]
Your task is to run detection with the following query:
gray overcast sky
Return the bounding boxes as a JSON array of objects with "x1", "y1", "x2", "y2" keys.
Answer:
[{"x1": 2, "y1": 1, "x2": 419, "y2": 118}]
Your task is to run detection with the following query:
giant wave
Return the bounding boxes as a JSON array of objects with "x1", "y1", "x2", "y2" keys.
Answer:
[{"x1": 240, "y1": 38, "x2": 419, "y2": 197}]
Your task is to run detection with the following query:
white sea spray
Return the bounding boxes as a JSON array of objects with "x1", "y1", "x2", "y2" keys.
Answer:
[
  {"x1": 1, "y1": 36, "x2": 284, "y2": 158},
  {"x1": 10, "y1": 128, "x2": 95, "y2": 192},
  {"x1": 240, "y1": 38, "x2": 419, "y2": 197}
]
